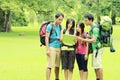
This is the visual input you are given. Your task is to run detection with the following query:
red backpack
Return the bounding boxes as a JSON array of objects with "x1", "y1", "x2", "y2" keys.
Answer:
[{"x1": 39, "y1": 21, "x2": 61, "y2": 46}]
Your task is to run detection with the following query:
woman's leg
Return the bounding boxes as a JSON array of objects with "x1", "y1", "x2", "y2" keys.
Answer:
[
  {"x1": 68, "y1": 70, "x2": 73, "y2": 80},
  {"x1": 61, "y1": 50, "x2": 69, "y2": 80},
  {"x1": 83, "y1": 71, "x2": 88, "y2": 80},
  {"x1": 68, "y1": 51, "x2": 75, "y2": 80},
  {"x1": 80, "y1": 70, "x2": 84, "y2": 80},
  {"x1": 64, "y1": 70, "x2": 68, "y2": 80},
  {"x1": 83, "y1": 54, "x2": 88, "y2": 80}
]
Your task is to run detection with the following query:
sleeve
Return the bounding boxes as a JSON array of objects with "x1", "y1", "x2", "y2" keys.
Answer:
[
  {"x1": 92, "y1": 27, "x2": 99, "y2": 38},
  {"x1": 46, "y1": 24, "x2": 52, "y2": 33}
]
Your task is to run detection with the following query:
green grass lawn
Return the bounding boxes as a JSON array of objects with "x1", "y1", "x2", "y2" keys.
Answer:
[{"x1": 0, "y1": 25, "x2": 120, "y2": 80}]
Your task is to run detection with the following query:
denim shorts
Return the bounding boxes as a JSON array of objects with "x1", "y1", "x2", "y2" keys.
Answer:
[{"x1": 61, "y1": 50, "x2": 75, "y2": 71}]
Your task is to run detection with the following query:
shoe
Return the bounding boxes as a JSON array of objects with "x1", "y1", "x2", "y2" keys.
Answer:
[{"x1": 110, "y1": 47, "x2": 116, "y2": 52}]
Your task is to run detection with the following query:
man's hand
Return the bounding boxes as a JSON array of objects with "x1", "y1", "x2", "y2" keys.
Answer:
[{"x1": 46, "y1": 47, "x2": 50, "y2": 57}]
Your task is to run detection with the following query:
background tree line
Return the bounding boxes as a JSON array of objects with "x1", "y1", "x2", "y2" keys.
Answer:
[{"x1": 0, "y1": 0, "x2": 120, "y2": 32}]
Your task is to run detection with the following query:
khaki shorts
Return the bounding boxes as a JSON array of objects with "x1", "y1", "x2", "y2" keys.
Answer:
[
  {"x1": 47, "y1": 47, "x2": 61, "y2": 68},
  {"x1": 92, "y1": 48, "x2": 104, "y2": 69}
]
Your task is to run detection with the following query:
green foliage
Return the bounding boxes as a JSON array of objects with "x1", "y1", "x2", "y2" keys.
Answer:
[
  {"x1": 12, "y1": 12, "x2": 28, "y2": 26},
  {"x1": 0, "y1": 0, "x2": 120, "y2": 27},
  {"x1": 0, "y1": 0, "x2": 28, "y2": 27},
  {"x1": 0, "y1": 0, "x2": 21, "y2": 12}
]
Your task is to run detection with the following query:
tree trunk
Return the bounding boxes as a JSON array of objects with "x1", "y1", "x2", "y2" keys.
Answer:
[
  {"x1": 111, "y1": 11, "x2": 116, "y2": 25},
  {"x1": 97, "y1": 15, "x2": 101, "y2": 23},
  {"x1": 0, "y1": 10, "x2": 12, "y2": 32},
  {"x1": 111, "y1": 2, "x2": 116, "y2": 25},
  {"x1": 3, "y1": 12, "x2": 7, "y2": 31},
  {"x1": 5, "y1": 11, "x2": 12, "y2": 32},
  {"x1": 0, "y1": 9, "x2": 5, "y2": 32},
  {"x1": 96, "y1": 0, "x2": 101, "y2": 23}
]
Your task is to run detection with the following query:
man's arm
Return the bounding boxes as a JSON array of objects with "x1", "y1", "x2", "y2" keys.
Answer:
[
  {"x1": 60, "y1": 29, "x2": 63, "y2": 42},
  {"x1": 45, "y1": 32, "x2": 50, "y2": 56},
  {"x1": 76, "y1": 27, "x2": 99, "y2": 43},
  {"x1": 76, "y1": 36, "x2": 97, "y2": 43},
  {"x1": 85, "y1": 42, "x2": 89, "y2": 60}
]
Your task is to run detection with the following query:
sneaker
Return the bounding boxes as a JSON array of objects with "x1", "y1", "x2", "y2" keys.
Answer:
[{"x1": 110, "y1": 47, "x2": 116, "y2": 52}]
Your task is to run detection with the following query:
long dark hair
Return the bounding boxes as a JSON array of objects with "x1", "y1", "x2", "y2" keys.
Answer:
[
  {"x1": 76, "y1": 22, "x2": 85, "y2": 36},
  {"x1": 76, "y1": 22, "x2": 86, "y2": 46},
  {"x1": 66, "y1": 19, "x2": 75, "y2": 35}
]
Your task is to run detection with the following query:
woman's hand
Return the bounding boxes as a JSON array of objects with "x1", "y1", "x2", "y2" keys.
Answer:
[{"x1": 84, "y1": 54, "x2": 88, "y2": 60}]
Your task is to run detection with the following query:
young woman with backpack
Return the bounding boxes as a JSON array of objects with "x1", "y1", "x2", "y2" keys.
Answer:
[
  {"x1": 61, "y1": 18, "x2": 75, "y2": 80},
  {"x1": 76, "y1": 13, "x2": 104, "y2": 80},
  {"x1": 75, "y1": 22, "x2": 89, "y2": 80}
]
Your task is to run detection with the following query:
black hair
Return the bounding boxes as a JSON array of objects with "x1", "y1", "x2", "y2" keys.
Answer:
[
  {"x1": 84, "y1": 13, "x2": 94, "y2": 21},
  {"x1": 66, "y1": 18, "x2": 75, "y2": 35},
  {"x1": 76, "y1": 22, "x2": 86, "y2": 46},
  {"x1": 76, "y1": 22, "x2": 85, "y2": 36},
  {"x1": 55, "y1": 12, "x2": 64, "y2": 19}
]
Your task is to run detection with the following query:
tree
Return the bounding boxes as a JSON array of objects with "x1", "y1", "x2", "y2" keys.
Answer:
[
  {"x1": 0, "y1": 0, "x2": 119, "y2": 32},
  {"x1": 0, "y1": 0, "x2": 21, "y2": 32},
  {"x1": 0, "y1": 4, "x2": 12, "y2": 32},
  {"x1": 111, "y1": 1, "x2": 120, "y2": 24}
]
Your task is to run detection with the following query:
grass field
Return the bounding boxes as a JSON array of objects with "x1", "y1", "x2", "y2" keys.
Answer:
[{"x1": 0, "y1": 25, "x2": 120, "y2": 80}]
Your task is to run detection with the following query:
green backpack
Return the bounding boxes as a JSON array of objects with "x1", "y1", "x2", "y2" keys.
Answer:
[
  {"x1": 99, "y1": 16, "x2": 113, "y2": 47},
  {"x1": 88, "y1": 16, "x2": 113, "y2": 54}
]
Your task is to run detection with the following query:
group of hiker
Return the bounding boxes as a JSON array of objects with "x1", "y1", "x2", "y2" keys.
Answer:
[{"x1": 40, "y1": 12, "x2": 115, "y2": 80}]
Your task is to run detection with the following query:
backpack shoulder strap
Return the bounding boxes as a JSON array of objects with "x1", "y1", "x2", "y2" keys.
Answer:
[
  {"x1": 89, "y1": 24, "x2": 99, "y2": 34},
  {"x1": 82, "y1": 32, "x2": 89, "y2": 39},
  {"x1": 63, "y1": 29, "x2": 66, "y2": 34},
  {"x1": 59, "y1": 25, "x2": 62, "y2": 31},
  {"x1": 50, "y1": 23, "x2": 55, "y2": 36},
  {"x1": 50, "y1": 23, "x2": 61, "y2": 38},
  {"x1": 82, "y1": 32, "x2": 86, "y2": 38}
]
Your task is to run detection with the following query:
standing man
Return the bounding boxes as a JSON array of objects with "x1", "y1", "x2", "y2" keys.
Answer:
[
  {"x1": 45, "y1": 12, "x2": 64, "y2": 80},
  {"x1": 76, "y1": 13, "x2": 104, "y2": 80}
]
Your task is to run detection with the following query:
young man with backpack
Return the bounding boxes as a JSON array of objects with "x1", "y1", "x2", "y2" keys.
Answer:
[
  {"x1": 75, "y1": 13, "x2": 104, "y2": 80},
  {"x1": 45, "y1": 12, "x2": 64, "y2": 80}
]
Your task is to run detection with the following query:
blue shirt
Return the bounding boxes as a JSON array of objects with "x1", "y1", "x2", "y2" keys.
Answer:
[{"x1": 46, "y1": 23, "x2": 61, "y2": 48}]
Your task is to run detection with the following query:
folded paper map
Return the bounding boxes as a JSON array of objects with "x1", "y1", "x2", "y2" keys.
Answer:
[{"x1": 62, "y1": 34, "x2": 75, "y2": 45}]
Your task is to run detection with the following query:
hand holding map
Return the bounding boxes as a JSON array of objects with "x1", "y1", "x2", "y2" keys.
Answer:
[{"x1": 62, "y1": 34, "x2": 76, "y2": 45}]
